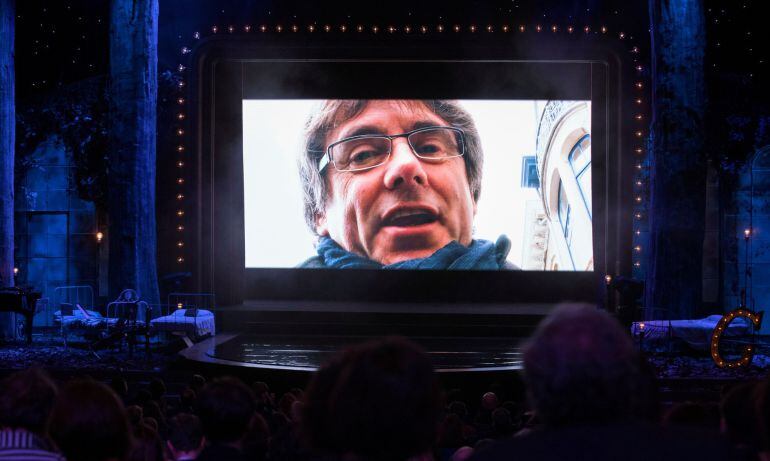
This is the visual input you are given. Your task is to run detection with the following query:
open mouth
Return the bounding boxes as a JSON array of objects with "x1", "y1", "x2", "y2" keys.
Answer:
[{"x1": 383, "y1": 210, "x2": 439, "y2": 227}]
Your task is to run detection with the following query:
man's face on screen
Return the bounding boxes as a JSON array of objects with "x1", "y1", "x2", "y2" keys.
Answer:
[{"x1": 316, "y1": 100, "x2": 476, "y2": 265}]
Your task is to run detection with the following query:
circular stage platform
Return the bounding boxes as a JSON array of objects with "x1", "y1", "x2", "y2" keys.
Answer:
[{"x1": 181, "y1": 333, "x2": 525, "y2": 372}]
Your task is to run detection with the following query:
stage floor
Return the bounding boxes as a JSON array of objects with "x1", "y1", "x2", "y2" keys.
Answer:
[
  {"x1": 180, "y1": 333, "x2": 525, "y2": 372},
  {"x1": 232, "y1": 300, "x2": 556, "y2": 315}
]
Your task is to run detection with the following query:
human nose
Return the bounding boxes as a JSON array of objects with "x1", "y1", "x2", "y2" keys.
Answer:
[{"x1": 382, "y1": 138, "x2": 428, "y2": 190}]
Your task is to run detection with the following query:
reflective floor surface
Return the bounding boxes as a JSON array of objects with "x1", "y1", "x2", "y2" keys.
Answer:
[{"x1": 206, "y1": 334, "x2": 525, "y2": 372}]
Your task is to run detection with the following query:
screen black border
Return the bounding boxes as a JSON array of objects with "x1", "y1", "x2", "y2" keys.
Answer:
[{"x1": 188, "y1": 37, "x2": 631, "y2": 308}]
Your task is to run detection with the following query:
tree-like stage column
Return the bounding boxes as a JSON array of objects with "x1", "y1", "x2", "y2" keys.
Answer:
[{"x1": 108, "y1": 0, "x2": 160, "y2": 304}]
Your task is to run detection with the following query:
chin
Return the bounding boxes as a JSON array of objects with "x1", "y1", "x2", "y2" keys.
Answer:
[{"x1": 376, "y1": 247, "x2": 442, "y2": 265}]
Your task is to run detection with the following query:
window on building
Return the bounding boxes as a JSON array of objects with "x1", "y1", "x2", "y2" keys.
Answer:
[
  {"x1": 521, "y1": 156, "x2": 539, "y2": 188},
  {"x1": 568, "y1": 134, "x2": 592, "y2": 218},
  {"x1": 557, "y1": 180, "x2": 577, "y2": 270},
  {"x1": 557, "y1": 180, "x2": 571, "y2": 241}
]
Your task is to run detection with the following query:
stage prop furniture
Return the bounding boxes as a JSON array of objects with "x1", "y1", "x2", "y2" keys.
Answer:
[
  {"x1": 150, "y1": 292, "x2": 216, "y2": 347},
  {"x1": 629, "y1": 307, "x2": 673, "y2": 351},
  {"x1": 53, "y1": 287, "x2": 157, "y2": 357},
  {"x1": 53, "y1": 285, "x2": 101, "y2": 347},
  {"x1": 631, "y1": 315, "x2": 751, "y2": 351},
  {"x1": 0, "y1": 287, "x2": 43, "y2": 343},
  {"x1": 89, "y1": 289, "x2": 155, "y2": 358}
]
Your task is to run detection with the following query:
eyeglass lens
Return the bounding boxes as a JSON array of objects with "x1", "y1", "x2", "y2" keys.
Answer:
[{"x1": 330, "y1": 127, "x2": 463, "y2": 171}]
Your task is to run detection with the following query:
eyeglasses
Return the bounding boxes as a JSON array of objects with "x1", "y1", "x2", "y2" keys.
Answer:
[{"x1": 318, "y1": 126, "x2": 465, "y2": 172}]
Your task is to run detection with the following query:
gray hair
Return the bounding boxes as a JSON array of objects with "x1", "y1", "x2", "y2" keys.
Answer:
[
  {"x1": 522, "y1": 303, "x2": 639, "y2": 427},
  {"x1": 298, "y1": 100, "x2": 484, "y2": 234}
]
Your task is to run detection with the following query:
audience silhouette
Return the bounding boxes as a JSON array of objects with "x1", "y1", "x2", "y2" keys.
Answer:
[{"x1": 1, "y1": 304, "x2": 768, "y2": 461}]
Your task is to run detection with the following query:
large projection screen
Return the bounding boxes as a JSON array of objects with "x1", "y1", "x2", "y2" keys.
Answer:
[
  {"x1": 243, "y1": 99, "x2": 593, "y2": 271},
  {"x1": 198, "y1": 53, "x2": 623, "y2": 307}
]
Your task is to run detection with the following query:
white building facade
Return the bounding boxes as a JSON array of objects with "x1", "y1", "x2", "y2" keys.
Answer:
[{"x1": 522, "y1": 100, "x2": 593, "y2": 271}]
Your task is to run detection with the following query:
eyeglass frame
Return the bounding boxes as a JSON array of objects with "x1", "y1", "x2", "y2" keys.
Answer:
[{"x1": 316, "y1": 125, "x2": 466, "y2": 173}]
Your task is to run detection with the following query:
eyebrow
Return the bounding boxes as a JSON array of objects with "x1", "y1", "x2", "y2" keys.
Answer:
[{"x1": 336, "y1": 120, "x2": 446, "y2": 141}]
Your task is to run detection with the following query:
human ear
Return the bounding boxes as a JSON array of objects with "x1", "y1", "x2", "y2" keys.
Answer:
[{"x1": 315, "y1": 213, "x2": 329, "y2": 236}]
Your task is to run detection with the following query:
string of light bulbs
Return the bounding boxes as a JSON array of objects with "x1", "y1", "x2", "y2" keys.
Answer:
[{"x1": 171, "y1": 22, "x2": 649, "y2": 283}]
